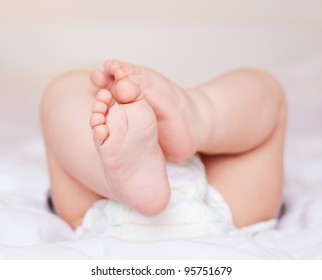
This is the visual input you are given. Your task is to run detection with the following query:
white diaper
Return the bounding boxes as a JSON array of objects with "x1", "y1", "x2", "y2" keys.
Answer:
[{"x1": 75, "y1": 155, "x2": 271, "y2": 241}]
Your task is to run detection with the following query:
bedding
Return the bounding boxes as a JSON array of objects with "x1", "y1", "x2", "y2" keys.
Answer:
[{"x1": 0, "y1": 22, "x2": 321, "y2": 259}]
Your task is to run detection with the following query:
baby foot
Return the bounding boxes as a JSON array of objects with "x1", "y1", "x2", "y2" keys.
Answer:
[
  {"x1": 91, "y1": 60, "x2": 201, "y2": 161},
  {"x1": 90, "y1": 79, "x2": 170, "y2": 216}
]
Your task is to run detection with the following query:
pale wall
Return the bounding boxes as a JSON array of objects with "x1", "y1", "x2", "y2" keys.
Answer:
[{"x1": 1, "y1": 0, "x2": 322, "y2": 26}]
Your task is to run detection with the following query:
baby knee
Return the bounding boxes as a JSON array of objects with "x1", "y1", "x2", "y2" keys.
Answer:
[
  {"x1": 42, "y1": 70, "x2": 90, "y2": 101},
  {"x1": 40, "y1": 70, "x2": 94, "y2": 132},
  {"x1": 249, "y1": 68, "x2": 286, "y2": 124},
  {"x1": 254, "y1": 69, "x2": 285, "y2": 107},
  {"x1": 40, "y1": 70, "x2": 92, "y2": 123}
]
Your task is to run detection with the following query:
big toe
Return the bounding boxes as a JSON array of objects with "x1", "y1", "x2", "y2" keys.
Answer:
[{"x1": 115, "y1": 78, "x2": 143, "y2": 104}]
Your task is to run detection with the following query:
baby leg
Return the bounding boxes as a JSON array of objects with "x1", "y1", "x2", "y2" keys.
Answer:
[
  {"x1": 41, "y1": 71, "x2": 106, "y2": 227},
  {"x1": 41, "y1": 71, "x2": 170, "y2": 228},
  {"x1": 192, "y1": 69, "x2": 286, "y2": 227}
]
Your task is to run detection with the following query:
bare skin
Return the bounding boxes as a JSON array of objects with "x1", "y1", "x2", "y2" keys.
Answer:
[
  {"x1": 41, "y1": 60, "x2": 286, "y2": 229},
  {"x1": 89, "y1": 82, "x2": 170, "y2": 216},
  {"x1": 90, "y1": 61, "x2": 201, "y2": 161}
]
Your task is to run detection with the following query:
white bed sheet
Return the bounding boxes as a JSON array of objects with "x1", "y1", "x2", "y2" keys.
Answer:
[{"x1": 0, "y1": 22, "x2": 322, "y2": 259}]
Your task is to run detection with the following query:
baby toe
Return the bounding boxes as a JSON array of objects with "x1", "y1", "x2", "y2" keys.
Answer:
[
  {"x1": 92, "y1": 100, "x2": 108, "y2": 114},
  {"x1": 115, "y1": 78, "x2": 143, "y2": 104},
  {"x1": 90, "y1": 113, "x2": 105, "y2": 129},
  {"x1": 93, "y1": 124, "x2": 109, "y2": 145}
]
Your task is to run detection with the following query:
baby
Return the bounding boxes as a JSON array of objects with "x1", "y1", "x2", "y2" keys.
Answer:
[{"x1": 41, "y1": 60, "x2": 286, "y2": 230}]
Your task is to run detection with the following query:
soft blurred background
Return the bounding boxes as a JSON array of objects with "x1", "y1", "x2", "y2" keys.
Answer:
[{"x1": 1, "y1": 0, "x2": 322, "y2": 24}]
